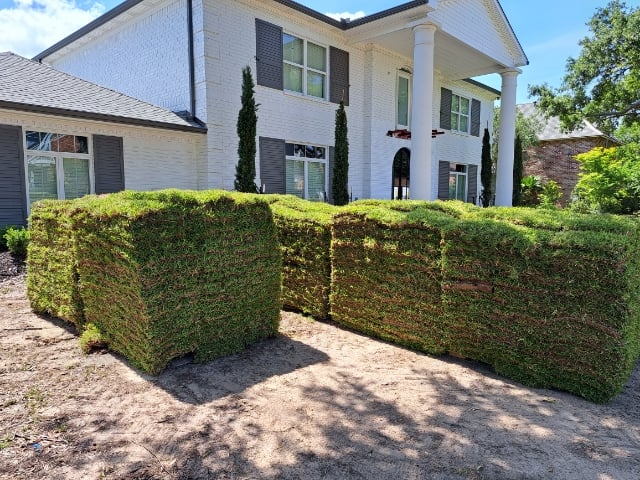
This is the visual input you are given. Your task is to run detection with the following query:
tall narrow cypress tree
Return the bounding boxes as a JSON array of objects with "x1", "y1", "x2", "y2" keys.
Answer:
[
  {"x1": 332, "y1": 99, "x2": 349, "y2": 205},
  {"x1": 513, "y1": 134, "x2": 524, "y2": 206},
  {"x1": 235, "y1": 66, "x2": 258, "y2": 193},
  {"x1": 480, "y1": 127, "x2": 493, "y2": 207}
]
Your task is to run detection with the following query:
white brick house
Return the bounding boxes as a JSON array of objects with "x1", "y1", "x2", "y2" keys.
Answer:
[{"x1": 2, "y1": 0, "x2": 526, "y2": 225}]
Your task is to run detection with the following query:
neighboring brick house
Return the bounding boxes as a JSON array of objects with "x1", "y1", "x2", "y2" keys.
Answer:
[
  {"x1": 0, "y1": 0, "x2": 528, "y2": 227},
  {"x1": 518, "y1": 103, "x2": 619, "y2": 205}
]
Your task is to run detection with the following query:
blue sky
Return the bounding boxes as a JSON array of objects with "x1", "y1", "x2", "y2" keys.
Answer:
[{"x1": 1, "y1": 0, "x2": 638, "y2": 103}]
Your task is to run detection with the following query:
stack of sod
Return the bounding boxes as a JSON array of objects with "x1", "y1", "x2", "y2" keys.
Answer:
[
  {"x1": 27, "y1": 200, "x2": 85, "y2": 328},
  {"x1": 442, "y1": 207, "x2": 640, "y2": 403},
  {"x1": 28, "y1": 190, "x2": 282, "y2": 374},
  {"x1": 265, "y1": 195, "x2": 337, "y2": 319},
  {"x1": 330, "y1": 201, "x2": 455, "y2": 354}
]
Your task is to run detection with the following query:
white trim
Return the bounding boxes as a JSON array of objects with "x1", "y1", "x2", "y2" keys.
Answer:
[
  {"x1": 285, "y1": 141, "x2": 329, "y2": 201},
  {"x1": 282, "y1": 31, "x2": 328, "y2": 101},
  {"x1": 22, "y1": 130, "x2": 94, "y2": 213},
  {"x1": 396, "y1": 70, "x2": 412, "y2": 130},
  {"x1": 450, "y1": 92, "x2": 471, "y2": 135}
]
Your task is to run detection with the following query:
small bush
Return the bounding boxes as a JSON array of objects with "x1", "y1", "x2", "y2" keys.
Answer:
[
  {"x1": 4, "y1": 227, "x2": 30, "y2": 257},
  {"x1": 0, "y1": 225, "x2": 17, "y2": 251}
]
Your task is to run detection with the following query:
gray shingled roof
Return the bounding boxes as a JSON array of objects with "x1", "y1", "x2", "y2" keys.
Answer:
[
  {"x1": 517, "y1": 102, "x2": 606, "y2": 141},
  {"x1": 0, "y1": 52, "x2": 206, "y2": 133}
]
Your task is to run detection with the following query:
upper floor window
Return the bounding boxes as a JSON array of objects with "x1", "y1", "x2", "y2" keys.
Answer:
[
  {"x1": 451, "y1": 94, "x2": 470, "y2": 133},
  {"x1": 285, "y1": 142, "x2": 327, "y2": 201},
  {"x1": 25, "y1": 131, "x2": 92, "y2": 205},
  {"x1": 283, "y1": 33, "x2": 327, "y2": 99},
  {"x1": 397, "y1": 72, "x2": 411, "y2": 129}
]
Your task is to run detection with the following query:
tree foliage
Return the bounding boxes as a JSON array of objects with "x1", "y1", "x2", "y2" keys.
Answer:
[
  {"x1": 573, "y1": 146, "x2": 640, "y2": 214},
  {"x1": 480, "y1": 128, "x2": 492, "y2": 207},
  {"x1": 235, "y1": 66, "x2": 258, "y2": 193},
  {"x1": 529, "y1": 1, "x2": 640, "y2": 135},
  {"x1": 492, "y1": 107, "x2": 542, "y2": 162},
  {"x1": 512, "y1": 135, "x2": 524, "y2": 206},
  {"x1": 332, "y1": 99, "x2": 349, "y2": 205}
]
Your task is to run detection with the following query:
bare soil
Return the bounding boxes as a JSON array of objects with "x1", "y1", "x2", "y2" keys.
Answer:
[{"x1": 1, "y1": 270, "x2": 639, "y2": 479}]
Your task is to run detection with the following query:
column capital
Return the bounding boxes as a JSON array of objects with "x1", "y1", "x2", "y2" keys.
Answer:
[
  {"x1": 407, "y1": 18, "x2": 440, "y2": 32},
  {"x1": 499, "y1": 68, "x2": 522, "y2": 77}
]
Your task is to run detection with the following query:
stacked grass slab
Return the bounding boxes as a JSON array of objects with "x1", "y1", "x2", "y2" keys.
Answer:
[
  {"x1": 330, "y1": 201, "x2": 640, "y2": 403},
  {"x1": 330, "y1": 201, "x2": 457, "y2": 354},
  {"x1": 28, "y1": 190, "x2": 281, "y2": 374},
  {"x1": 265, "y1": 195, "x2": 336, "y2": 319}
]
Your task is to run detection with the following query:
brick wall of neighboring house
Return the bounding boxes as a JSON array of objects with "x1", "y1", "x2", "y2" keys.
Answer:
[{"x1": 524, "y1": 137, "x2": 616, "y2": 206}]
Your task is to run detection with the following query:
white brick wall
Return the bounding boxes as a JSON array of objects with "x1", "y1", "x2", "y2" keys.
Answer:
[
  {"x1": 40, "y1": 0, "x2": 510, "y2": 201},
  {"x1": 49, "y1": 0, "x2": 191, "y2": 113},
  {"x1": 0, "y1": 110, "x2": 204, "y2": 194}
]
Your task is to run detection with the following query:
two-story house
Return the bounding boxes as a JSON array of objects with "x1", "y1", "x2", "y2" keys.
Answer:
[{"x1": 0, "y1": 0, "x2": 527, "y2": 226}]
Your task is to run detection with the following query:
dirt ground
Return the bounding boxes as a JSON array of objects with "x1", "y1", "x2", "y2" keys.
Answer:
[{"x1": 1, "y1": 267, "x2": 639, "y2": 480}]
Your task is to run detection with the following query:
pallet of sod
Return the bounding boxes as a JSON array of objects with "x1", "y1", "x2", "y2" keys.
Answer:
[{"x1": 69, "y1": 190, "x2": 281, "y2": 374}]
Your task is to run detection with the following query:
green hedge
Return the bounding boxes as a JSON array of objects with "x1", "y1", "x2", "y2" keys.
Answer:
[
  {"x1": 330, "y1": 202, "x2": 455, "y2": 354},
  {"x1": 265, "y1": 195, "x2": 337, "y2": 319},
  {"x1": 28, "y1": 190, "x2": 282, "y2": 374},
  {"x1": 330, "y1": 200, "x2": 640, "y2": 403},
  {"x1": 27, "y1": 201, "x2": 85, "y2": 327}
]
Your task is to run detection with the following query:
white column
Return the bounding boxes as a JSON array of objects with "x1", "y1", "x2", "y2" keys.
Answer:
[
  {"x1": 410, "y1": 22, "x2": 437, "y2": 200},
  {"x1": 494, "y1": 68, "x2": 520, "y2": 206}
]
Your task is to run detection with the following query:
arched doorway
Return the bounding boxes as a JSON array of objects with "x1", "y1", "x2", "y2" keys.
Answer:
[{"x1": 392, "y1": 148, "x2": 410, "y2": 200}]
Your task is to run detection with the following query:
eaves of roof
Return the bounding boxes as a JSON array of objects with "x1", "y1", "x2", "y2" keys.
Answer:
[
  {"x1": 34, "y1": 0, "x2": 429, "y2": 61},
  {"x1": 0, "y1": 101, "x2": 207, "y2": 133}
]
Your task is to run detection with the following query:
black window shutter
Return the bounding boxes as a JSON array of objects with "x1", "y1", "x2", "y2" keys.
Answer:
[
  {"x1": 259, "y1": 137, "x2": 285, "y2": 194},
  {"x1": 0, "y1": 124, "x2": 27, "y2": 227},
  {"x1": 93, "y1": 135, "x2": 124, "y2": 194},
  {"x1": 328, "y1": 146, "x2": 335, "y2": 204},
  {"x1": 329, "y1": 47, "x2": 349, "y2": 106},
  {"x1": 438, "y1": 161, "x2": 449, "y2": 200},
  {"x1": 467, "y1": 165, "x2": 478, "y2": 204},
  {"x1": 255, "y1": 19, "x2": 283, "y2": 90},
  {"x1": 440, "y1": 88, "x2": 452, "y2": 130},
  {"x1": 470, "y1": 99, "x2": 481, "y2": 137}
]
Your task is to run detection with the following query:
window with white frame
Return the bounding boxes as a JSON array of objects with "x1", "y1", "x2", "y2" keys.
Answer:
[
  {"x1": 451, "y1": 94, "x2": 471, "y2": 133},
  {"x1": 396, "y1": 71, "x2": 411, "y2": 129},
  {"x1": 283, "y1": 33, "x2": 327, "y2": 99},
  {"x1": 449, "y1": 163, "x2": 467, "y2": 201},
  {"x1": 25, "y1": 131, "x2": 92, "y2": 206},
  {"x1": 285, "y1": 142, "x2": 328, "y2": 201}
]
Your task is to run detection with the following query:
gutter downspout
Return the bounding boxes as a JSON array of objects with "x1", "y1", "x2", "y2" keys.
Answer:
[{"x1": 187, "y1": 0, "x2": 197, "y2": 121}]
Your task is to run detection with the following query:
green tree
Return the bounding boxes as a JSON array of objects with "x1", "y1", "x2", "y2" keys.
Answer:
[
  {"x1": 480, "y1": 128, "x2": 493, "y2": 207},
  {"x1": 235, "y1": 66, "x2": 258, "y2": 193},
  {"x1": 332, "y1": 99, "x2": 349, "y2": 205},
  {"x1": 512, "y1": 135, "x2": 524, "y2": 206},
  {"x1": 573, "y1": 146, "x2": 640, "y2": 213},
  {"x1": 529, "y1": 1, "x2": 640, "y2": 135},
  {"x1": 492, "y1": 107, "x2": 542, "y2": 172}
]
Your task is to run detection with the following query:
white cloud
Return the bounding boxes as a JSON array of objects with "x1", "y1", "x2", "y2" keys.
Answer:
[
  {"x1": 0, "y1": 0, "x2": 105, "y2": 58},
  {"x1": 324, "y1": 10, "x2": 366, "y2": 22}
]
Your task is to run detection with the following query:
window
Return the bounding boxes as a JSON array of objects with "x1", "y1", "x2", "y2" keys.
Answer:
[
  {"x1": 285, "y1": 142, "x2": 327, "y2": 201},
  {"x1": 451, "y1": 94, "x2": 470, "y2": 133},
  {"x1": 25, "y1": 131, "x2": 92, "y2": 205},
  {"x1": 283, "y1": 33, "x2": 327, "y2": 99},
  {"x1": 449, "y1": 163, "x2": 467, "y2": 201},
  {"x1": 397, "y1": 72, "x2": 411, "y2": 128}
]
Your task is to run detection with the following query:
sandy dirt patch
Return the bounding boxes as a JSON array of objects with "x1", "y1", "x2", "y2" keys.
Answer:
[{"x1": 1, "y1": 274, "x2": 639, "y2": 479}]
